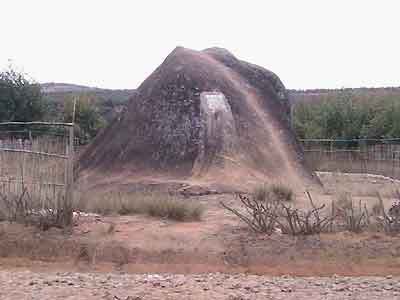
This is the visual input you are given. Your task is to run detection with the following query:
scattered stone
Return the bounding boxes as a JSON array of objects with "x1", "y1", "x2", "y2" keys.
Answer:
[{"x1": 1, "y1": 271, "x2": 400, "y2": 299}]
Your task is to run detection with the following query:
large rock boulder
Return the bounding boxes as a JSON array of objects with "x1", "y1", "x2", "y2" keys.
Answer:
[{"x1": 78, "y1": 47, "x2": 318, "y2": 191}]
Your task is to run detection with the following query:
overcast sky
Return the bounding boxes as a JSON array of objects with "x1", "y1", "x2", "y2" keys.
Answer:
[{"x1": 1, "y1": 0, "x2": 399, "y2": 90}]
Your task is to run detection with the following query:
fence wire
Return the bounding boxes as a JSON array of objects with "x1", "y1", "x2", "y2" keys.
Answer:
[{"x1": 301, "y1": 138, "x2": 400, "y2": 179}]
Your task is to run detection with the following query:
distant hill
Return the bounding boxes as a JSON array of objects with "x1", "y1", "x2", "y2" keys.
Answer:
[
  {"x1": 41, "y1": 83, "x2": 135, "y2": 122},
  {"x1": 41, "y1": 82, "x2": 100, "y2": 93},
  {"x1": 289, "y1": 87, "x2": 400, "y2": 104},
  {"x1": 42, "y1": 83, "x2": 400, "y2": 107},
  {"x1": 41, "y1": 82, "x2": 135, "y2": 103}
]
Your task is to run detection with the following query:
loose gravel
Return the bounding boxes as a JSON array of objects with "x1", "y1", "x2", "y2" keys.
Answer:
[{"x1": 1, "y1": 271, "x2": 400, "y2": 299}]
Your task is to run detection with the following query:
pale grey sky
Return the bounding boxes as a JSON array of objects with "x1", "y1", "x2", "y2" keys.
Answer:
[{"x1": 1, "y1": 0, "x2": 399, "y2": 90}]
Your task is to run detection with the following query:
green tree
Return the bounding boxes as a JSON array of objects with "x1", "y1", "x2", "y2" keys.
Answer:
[
  {"x1": 63, "y1": 94, "x2": 104, "y2": 143},
  {"x1": 0, "y1": 65, "x2": 45, "y2": 122},
  {"x1": 361, "y1": 96, "x2": 400, "y2": 139},
  {"x1": 292, "y1": 90, "x2": 376, "y2": 142}
]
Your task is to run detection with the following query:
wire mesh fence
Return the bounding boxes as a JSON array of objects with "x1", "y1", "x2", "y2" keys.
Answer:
[{"x1": 301, "y1": 138, "x2": 400, "y2": 179}]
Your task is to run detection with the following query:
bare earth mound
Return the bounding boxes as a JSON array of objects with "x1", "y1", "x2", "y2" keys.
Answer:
[{"x1": 79, "y1": 47, "x2": 318, "y2": 191}]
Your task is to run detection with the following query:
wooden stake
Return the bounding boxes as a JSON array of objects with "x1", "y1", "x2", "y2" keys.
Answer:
[{"x1": 64, "y1": 97, "x2": 77, "y2": 225}]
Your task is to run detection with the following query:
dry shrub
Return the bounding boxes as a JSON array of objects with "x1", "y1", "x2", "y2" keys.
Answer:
[
  {"x1": 78, "y1": 191, "x2": 204, "y2": 222},
  {"x1": 0, "y1": 187, "x2": 73, "y2": 230},
  {"x1": 376, "y1": 193, "x2": 400, "y2": 235},
  {"x1": 221, "y1": 193, "x2": 282, "y2": 234},
  {"x1": 336, "y1": 198, "x2": 370, "y2": 233},
  {"x1": 277, "y1": 191, "x2": 336, "y2": 235},
  {"x1": 223, "y1": 188, "x2": 400, "y2": 236},
  {"x1": 221, "y1": 191, "x2": 335, "y2": 235}
]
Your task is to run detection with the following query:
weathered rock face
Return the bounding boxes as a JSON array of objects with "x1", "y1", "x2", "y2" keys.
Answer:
[{"x1": 79, "y1": 47, "x2": 317, "y2": 189}]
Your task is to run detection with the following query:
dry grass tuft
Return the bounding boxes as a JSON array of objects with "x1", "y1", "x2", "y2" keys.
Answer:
[
  {"x1": 252, "y1": 184, "x2": 269, "y2": 202},
  {"x1": 269, "y1": 183, "x2": 294, "y2": 202},
  {"x1": 145, "y1": 195, "x2": 204, "y2": 221},
  {"x1": 372, "y1": 202, "x2": 384, "y2": 216},
  {"x1": 334, "y1": 191, "x2": 353, "y2": 211},
  {"x1": 77, "y1": 191, "x2": 204, "y2": 222},
  {"x1": 252, "y1": 183, "x2": 293, "y2": 202}
]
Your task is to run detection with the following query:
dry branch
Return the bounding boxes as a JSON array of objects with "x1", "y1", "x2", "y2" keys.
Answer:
[
  {"x1": 220, "y1": 194, "x2": 281, "y2": 234},
  {"x1": 277, "y1": 192, "x2": 336, "y2": 235},
  {"x1": 221, "y1": 191, "x2": 337, "y2": 236}
]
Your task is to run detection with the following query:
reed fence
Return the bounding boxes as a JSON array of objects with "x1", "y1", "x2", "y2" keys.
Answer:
[{"x1": 0, "y1": 102, "x2": 76, "y2": 210}]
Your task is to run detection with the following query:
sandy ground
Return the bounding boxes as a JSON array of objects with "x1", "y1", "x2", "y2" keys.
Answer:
[
  {"x1": 2, "y1": 173, "x2": 400, "y2": 276},
  {"x1": 2, "y1": 172, "x2": 400, "y2": 299},
  {"x1": 1, "y1": 270, "x2": 400, "y2": 300}
]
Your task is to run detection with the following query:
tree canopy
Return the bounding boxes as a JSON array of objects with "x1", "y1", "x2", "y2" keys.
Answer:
[
  {"x1": 292, "y1": 90, "x2": 400, "y2": 140},
  {"x1": 0, "y1": 66, "x2": 45, "y2": 122}
]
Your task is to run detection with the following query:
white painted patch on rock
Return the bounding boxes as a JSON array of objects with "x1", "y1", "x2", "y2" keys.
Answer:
[
  {"x1": 201, "y1": 93, "x2": 230, "y2": 113},
  {"x1": 192, "y1": 92, "x2": 238, "y2": 175}
]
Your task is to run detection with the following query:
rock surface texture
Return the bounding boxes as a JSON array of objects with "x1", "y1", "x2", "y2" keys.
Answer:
[
  {"x1": 79, "y1": 47, "x2": 318, "y2": 190},
  {"x1": 1, "y1": 271, "x2": 399, "y2": 300}
]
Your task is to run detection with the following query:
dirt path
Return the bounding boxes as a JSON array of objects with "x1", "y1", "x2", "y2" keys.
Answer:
[{"x1": 1, "y1": 270, "x2": 399, "y2": 300}]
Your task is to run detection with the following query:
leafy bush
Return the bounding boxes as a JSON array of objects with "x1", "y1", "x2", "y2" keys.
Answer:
[
  {"x1": 292, "y1": 89, "x2": 400, "y2": 140},
  {"x1": 0, "y1": 65, "x2": 45, "y2": 124}
]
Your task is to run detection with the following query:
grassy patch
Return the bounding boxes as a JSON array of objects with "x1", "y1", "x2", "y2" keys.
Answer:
[
  {"x1": 269, "y1": 183, "x2": 293, "y2": 202},
  {"x1": 77, "y1": 191, "x2": 204, "y2": 222},
  {"x1": 252, "y1": 183, "x2": 293, "y2": 202}
]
